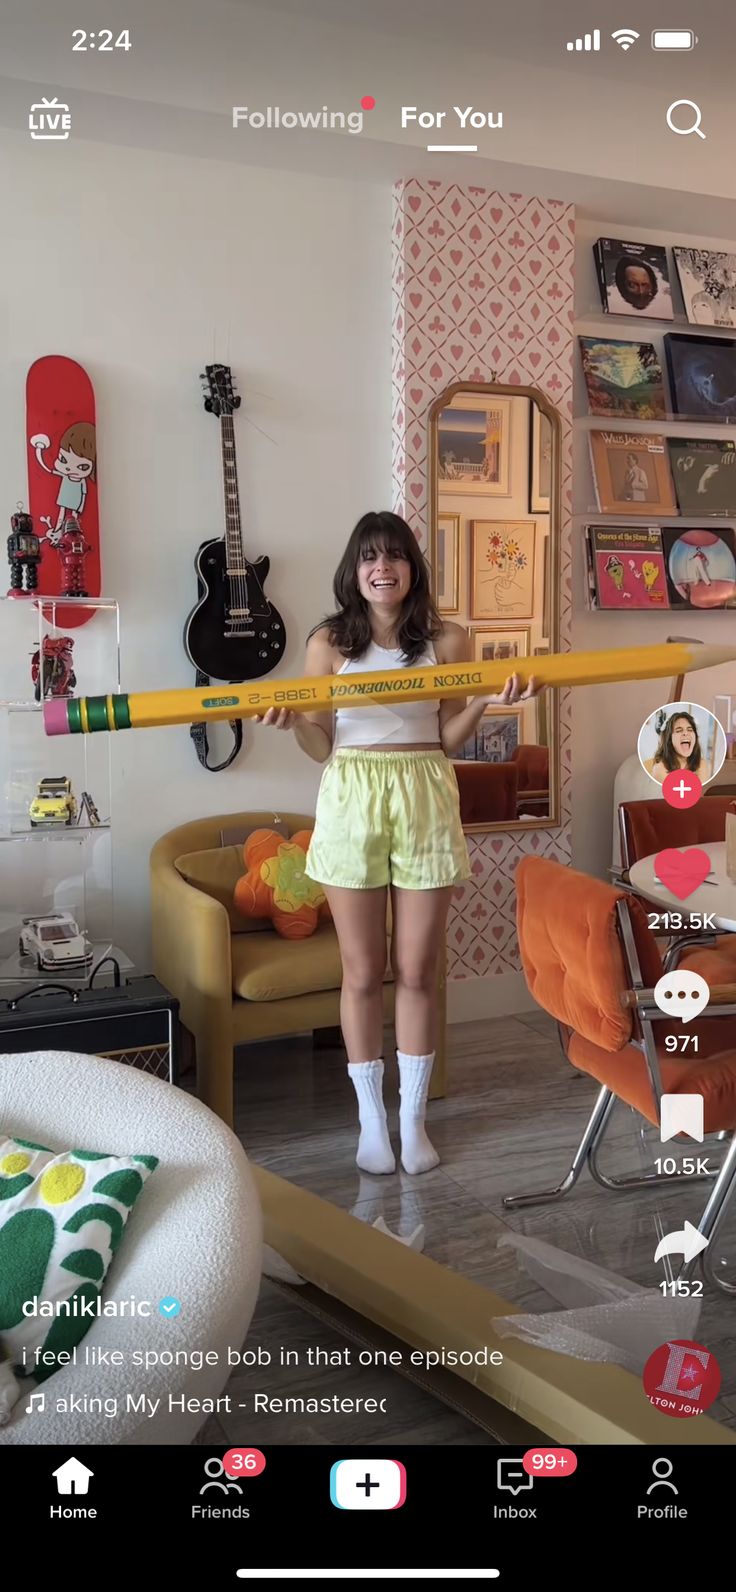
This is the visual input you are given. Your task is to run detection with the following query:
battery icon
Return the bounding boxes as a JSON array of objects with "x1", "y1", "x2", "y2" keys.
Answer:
[{"x1": 651, "y1": 29, "x2": 698, "y2": 49}]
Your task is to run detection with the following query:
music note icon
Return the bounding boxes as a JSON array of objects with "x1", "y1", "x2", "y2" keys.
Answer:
[{"x1": 25, "y1": 1391, "x2": 45, "y2": 1414}]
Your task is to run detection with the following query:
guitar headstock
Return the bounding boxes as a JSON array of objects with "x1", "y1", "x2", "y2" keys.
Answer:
[{"x1": 200, "y1": 364, "x2": 241, "y2": 417}]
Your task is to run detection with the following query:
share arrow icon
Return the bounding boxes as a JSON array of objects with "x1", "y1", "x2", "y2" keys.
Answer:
[{"x1": 654, "y1": 1221, "x2": 710, "y2": 1264}]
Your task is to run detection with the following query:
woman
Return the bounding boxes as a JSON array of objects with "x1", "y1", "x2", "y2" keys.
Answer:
[
  {"x1": 645, "y1": 710, "x2": 709, "y2": 784},
  {"x1": 257, "y1": 511, "x2": 539, "y2": 1176}
]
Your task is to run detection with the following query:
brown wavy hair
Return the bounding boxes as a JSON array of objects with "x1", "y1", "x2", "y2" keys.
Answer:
[
  {"x1": 314, "y1": 511, "x2": 442, "y2": 664},
  {"x1": 654, "y1": 711, "x2": 702, "y2": 773}
]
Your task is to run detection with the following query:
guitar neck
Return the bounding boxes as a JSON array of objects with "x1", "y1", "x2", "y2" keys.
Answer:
[{"x1": 220, "y1": 414, "x2": 247, "y2": 573}]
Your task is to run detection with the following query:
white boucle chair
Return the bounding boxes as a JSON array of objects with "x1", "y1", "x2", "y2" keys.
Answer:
[{"x1": 0, "y1": 1049, "x2": 262, "y2": 1445}]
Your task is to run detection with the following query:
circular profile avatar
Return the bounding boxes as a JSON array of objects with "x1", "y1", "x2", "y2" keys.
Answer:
[{"x1": 637, "y1": 700, "x2": 726, "y2": 788}]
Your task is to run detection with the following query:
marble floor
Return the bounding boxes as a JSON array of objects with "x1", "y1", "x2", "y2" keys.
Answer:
[
  {"x1": 220, "y1": 1012, "x2": 736, "y2": 1439},
  {"x1": 194, "y1": 1018, "x2": 736, "y2": 1445}
]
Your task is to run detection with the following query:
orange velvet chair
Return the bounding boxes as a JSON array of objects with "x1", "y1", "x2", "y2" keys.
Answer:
[
  {"x1": 453, "y1": 761, "x2": 518, "y2": 825},
  {"x1": 509, "y1": 855, "x2": 736, "y2": 1292}
]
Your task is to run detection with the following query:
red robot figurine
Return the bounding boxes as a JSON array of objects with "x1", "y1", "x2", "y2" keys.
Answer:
[
  {"x1": 30, "y1": 635, "x2": 76, "y2": 702},
  {"x1": 49, "y1": 515, "x2": 92, "y2": 597}
]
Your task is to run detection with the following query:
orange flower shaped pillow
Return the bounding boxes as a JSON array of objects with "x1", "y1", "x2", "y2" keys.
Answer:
[{"x1": 234, "y1": 829, "x2": 331, "y2": 940}]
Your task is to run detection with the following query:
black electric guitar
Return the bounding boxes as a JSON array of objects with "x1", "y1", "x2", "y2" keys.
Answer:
[{"x1": 183, "y1": 364, "x2": 286, "y2": 680}]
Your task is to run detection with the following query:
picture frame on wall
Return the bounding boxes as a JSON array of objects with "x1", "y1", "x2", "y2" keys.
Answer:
[
  {"x1": 471, "y1": 627, "x2": 531, "y2": 667},
  {"x1": 437, "y1": 395, "x2": 512, "y2": 496},
  {"x1": 458, "y1": 711, "x2": 520, "y2": 763},
  {"x1": 435, "y1": 512, "x2": 461, "y2": 613},
  {"x1": 470, "y1": 520, "x2": 536, "y2": 620},
  {"x1": 529, "y1": 404, "x2": 552, "y2": 513}
]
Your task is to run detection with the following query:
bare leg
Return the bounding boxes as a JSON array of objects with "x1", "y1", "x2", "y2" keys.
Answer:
[
  {"x1": 391, "y1": 885, "x2": 452, "y2": 1173},
  {"x1": 326, "y1": 884, "x2": 394, "y2": 1173},
  {"x1": 325, "y1": 885, "x2": 388, "y2": 1062},
  {"x1": 391, "y1": 885, "x2": 452, "y2": 1056}
]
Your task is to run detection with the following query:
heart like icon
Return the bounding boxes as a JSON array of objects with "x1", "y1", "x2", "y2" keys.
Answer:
[{"x1": 654, "y1": 847, "x2": 711, "y2": 901}]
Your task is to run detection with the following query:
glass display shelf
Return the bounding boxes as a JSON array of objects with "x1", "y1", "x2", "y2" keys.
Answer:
[
  {"x1": 0, "y1": 942, "x2": 134, "y2": 992},
  {"x1": 0, "y1": 595, "x2": 120, "y2": 709},
  {"x1": 575, "y1": 411, "x2": 736, "y2": 429},
  {"x1": 576, "y1": 309, "x2": 736, "y2": 337},
  {"x1": 0, "y1": 826, "x2": 110, "y2": 842},
  {"x1": 577, "y1": 510, "x2": 736, "y2": 523}
]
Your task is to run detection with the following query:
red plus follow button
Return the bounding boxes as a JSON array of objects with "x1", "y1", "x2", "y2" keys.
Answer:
[
  {"x1": 523, "y1": 1448, "x2": 577, "y2": 1478},
  {"x1": 662, "y1": 770, "x2": 702, "y2": 811}
]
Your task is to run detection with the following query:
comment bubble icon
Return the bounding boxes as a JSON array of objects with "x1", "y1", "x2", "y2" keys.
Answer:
[
  {"x1": 496, "y1": 1457, "x2": 534, "y2": 1496},
  {"x1": 653, "y1": 970, "x2": 709, "y2": 1024}
]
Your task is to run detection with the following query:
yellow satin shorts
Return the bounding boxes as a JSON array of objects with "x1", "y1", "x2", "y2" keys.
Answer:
[{"x1": 305, "y1": 748, "x2": 471, "y2": 892}]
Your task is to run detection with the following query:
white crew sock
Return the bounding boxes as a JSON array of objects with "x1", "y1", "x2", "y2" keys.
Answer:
[
  {"x1": 348, "y1": 1060, "x2": 395, "y2": 1175},
  {"x1": 398, "y1": 1051, "x2": 440, "y2": 1175}
]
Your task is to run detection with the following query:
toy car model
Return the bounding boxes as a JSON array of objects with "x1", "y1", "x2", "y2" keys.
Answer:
[
  {"x1": 19, "y1": 911, "x2": 93, "y2": 971},
  {"x1": 28, "y1": 776, "x2": 77, "y2": 826}
]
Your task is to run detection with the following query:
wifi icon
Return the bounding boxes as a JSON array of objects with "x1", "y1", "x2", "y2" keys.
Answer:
[{"x1": 612, "y1": 28, "x2": 640, "y2": 50}]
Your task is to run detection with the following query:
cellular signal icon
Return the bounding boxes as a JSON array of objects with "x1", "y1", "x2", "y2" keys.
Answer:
[
  {"x1": 566, "y1": 29, "x2": 600, "y2": 51},
  {"x1": 612, "y1": 28, "x2": 640, "y2": 50}
]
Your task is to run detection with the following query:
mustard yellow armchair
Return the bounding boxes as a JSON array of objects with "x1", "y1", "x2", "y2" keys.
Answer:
[{"x1": 150, "y1": 811, "x2": 447, "y2": 1128}]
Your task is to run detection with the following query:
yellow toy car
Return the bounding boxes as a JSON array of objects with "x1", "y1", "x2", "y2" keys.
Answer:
[{"x1": 28, "y1": 776, "x2": 77, "y2": 827}]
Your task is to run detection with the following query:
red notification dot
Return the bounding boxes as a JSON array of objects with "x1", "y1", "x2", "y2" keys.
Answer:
[
  {"x1": 361, "y1": 95, "x2": 376, "y2": 110},
  {"x1": 223, "y1": 1447, "x2": 267, "y2": 1478},
  {"x1": 522, "y1": 1447, "x2": 577, "y2": 1477}
]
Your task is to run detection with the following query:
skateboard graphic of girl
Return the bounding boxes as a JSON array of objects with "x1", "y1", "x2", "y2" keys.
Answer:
[{"x1": 29, "y1": 421, "x2": 96, "y2": 543}]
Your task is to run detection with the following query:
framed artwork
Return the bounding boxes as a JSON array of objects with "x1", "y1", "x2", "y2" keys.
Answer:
[
  {"x1": 458, "y1": 711, "x2": 520, "y2": 763},
  {"x1": 471, "y1": 627, "x2": 530, "y2": 666},
  {"x1": 437, "y1": 396, "x2": 512, "y2": 496},
  {"x1": 435, "y1": 512, "x2": 461, "y2": 613},
  {"x1": 529, "y1": 404, "x2": 552, "y2": 512},
  {"x1": 470, "y1": 520, "x2": 536, "y2": 620}
]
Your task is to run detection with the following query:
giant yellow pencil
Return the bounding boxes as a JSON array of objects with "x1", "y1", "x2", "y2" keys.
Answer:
[{"x1": 43, "y1": 641, "x2": 736, "y2": 737}]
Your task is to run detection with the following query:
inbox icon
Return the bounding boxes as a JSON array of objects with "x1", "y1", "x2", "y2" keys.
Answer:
[{"x1": 330, "y1": 1459, "x2": 406, "y2": 1510}]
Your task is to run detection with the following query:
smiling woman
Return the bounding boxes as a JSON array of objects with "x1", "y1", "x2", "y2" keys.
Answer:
[{"x1": 254, "y1": 507, "x2": 537, "y2": 1179}]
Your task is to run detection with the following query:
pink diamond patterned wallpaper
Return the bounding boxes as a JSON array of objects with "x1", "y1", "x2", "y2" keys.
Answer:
[{"x1": 391, "y1": 179, "x2": 574, "y2": 980}]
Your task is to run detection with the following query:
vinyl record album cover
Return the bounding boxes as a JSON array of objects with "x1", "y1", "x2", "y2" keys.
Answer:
[
  {"x1": 579, "y1": 337, "x2": 666, "y2": 418},
  {"x1": 595, "y1": 238, "x2": 674, "y2": 320},
  {"x1": 586, "y1": 525, "x2": 668, "y2": 609},
  {"x1": 673, "y1": 247, "x2": 736, "y2": 328},
  {"x1": 589, "y1": 431, "x2": 677, "y2": 515},
  {"x1": 668, "y1": 438, "x2": 736, "y2": 516},
  {"x1": 665, "y1": 333, "x2": 736, "y2": 419},
  {"x1": 661, "y1": 525, "x2": 736, "y2": 608}
]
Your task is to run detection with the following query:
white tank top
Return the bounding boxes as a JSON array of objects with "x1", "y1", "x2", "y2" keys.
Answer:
[{"x1": 332, "y1": 639, "x2": 441, "y2": 750}]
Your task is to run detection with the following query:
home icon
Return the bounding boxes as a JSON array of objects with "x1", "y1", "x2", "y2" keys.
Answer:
[{"x1": 52, "y1": 1456, "x2": 94, "y2": 1496}]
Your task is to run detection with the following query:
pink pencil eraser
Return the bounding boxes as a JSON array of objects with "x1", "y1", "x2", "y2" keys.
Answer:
[{"x1": 43, "y1": 699, "x2": 71, "y2": 736}]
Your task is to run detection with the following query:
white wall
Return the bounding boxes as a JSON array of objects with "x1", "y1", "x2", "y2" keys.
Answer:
[
  {"x1": 0, "y1": 134, "x2": 392, "y2": 965},
  {"x1": 571, "y1": 215, "x2": 736, "y2": 881}
]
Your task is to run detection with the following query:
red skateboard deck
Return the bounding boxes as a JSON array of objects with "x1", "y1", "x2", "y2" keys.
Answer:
[{"x1": 21, "y1": 355, "x2": 101, "y2": 628}]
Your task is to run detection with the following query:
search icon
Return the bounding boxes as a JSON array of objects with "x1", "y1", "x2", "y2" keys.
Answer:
[{"x1": 666, "y1": 99, "x2": 706, "y2": 139}]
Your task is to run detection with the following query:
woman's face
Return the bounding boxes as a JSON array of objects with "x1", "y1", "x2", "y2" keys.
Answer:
[
  {"x1": 671, "y1": 717, "x2": 696, "y2": 762},
  {"x1": 356, "y1": 543, "x2": 412, "y2": 609}
]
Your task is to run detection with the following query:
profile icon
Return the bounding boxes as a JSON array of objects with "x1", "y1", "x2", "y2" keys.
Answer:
[
  {"x1": 646, "y1": 1457, "x2": 678, "y2": 1495},
  {"x1": 638, "y1": 701, "x2": 726, "y2": 788}
]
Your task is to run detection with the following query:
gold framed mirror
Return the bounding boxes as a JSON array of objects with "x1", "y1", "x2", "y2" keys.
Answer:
[{"x1": 428, "y1": 381, "x2": 561, "y2": 832}]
